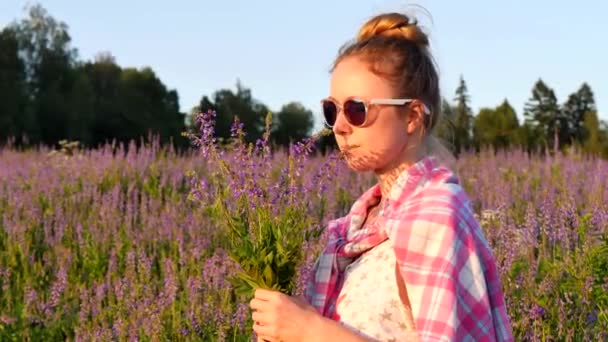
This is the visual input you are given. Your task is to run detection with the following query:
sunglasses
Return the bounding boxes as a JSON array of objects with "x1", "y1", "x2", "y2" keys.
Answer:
[{"x1": 321, "y1": 97, "x2": 430, "y2": 128}]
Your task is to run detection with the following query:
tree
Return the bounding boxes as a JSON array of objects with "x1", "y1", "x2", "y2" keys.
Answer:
[
  {"x1": 81, "y1": 56, "x2": 186, "y2": 148},
  {"x1": 272, "y1": 102, "x2": 314, "y2": 147},
  {"x1": 0, "y1": 27, "x2": 27, "y2": 145},
  {"x1": 473, "y1": 108, "x2": 495, "y2": 149},
  {"x1": 119, "y1": 67, "x2": 184, "y2": 144},
  {"x1": 581, "y1": 111, "x2": 602, "y2": 156},
  {"x1": 433, "y1": 98, "x2": 456, "y2": 152},
  {"x1": 186, "y1": 105, "x2": 201, "y2": 129},
  {"x1": 523, "y1": 79, "x2": 566, "y2": 151},
  {"x1": 11, "y1": 4, "x2": 77, "y2": 85},
  {"x1": 197, "y1": 80, "x2": 269, "y2": 144},
  {"x1": 81, "y1": 54, "x2": 123, "y2": 144},
  {"x1": 314, "y1": 132, "x2": 338, "y2": 155},
  {"x1": 9, "y1": 3, "x2": 88, "y2": 146},
  {"x1": 494, "y1": 100, "x2": 520, "y2": 145},
  {"x1": 1, "y1": 4, "x2": 187, "y2": 149},
  {"x1": 563, "y1": 82, "x2": 596, "y2": 145},
  {"x1": 601, "y1": 121, "x2": 608, "y2": 158},
  {"x1": 515, "y1": 122, "x2": 540, "y2": 153},
  {"x1": 473, "y1": 99, "x2": 519, "y2": 150},
  {"x1": 453, "y1": 75, "x2": 474, "y2": 154}
]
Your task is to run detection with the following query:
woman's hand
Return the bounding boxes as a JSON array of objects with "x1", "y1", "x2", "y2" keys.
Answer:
[{"x1": 249, "y1": 288, "x2": 320, "y2": 342}]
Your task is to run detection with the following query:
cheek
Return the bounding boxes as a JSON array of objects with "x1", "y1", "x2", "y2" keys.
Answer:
[
  {"x1": 372, "y1": 133, "x2": 407, "y2": 160},
  {"x1": 369, "y1": 122, "x2": 408, "y2": 150}
]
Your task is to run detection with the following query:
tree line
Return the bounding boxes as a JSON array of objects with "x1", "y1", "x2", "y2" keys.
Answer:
[
  {"x1": 1, "y1": 4, "x2": 606, "y2": 158},
  {"x1": 439, "y1": 76, "x2": 606, "y2": 157},
  {"x1": 0, "y1": 4, "x2": 315, "y2": 152}
]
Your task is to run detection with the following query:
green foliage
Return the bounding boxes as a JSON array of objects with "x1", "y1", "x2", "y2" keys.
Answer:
[
  {"x1": 434, "y1": 98, "x2": 457, "y2": 152},
  {"x1": 271, "y1": 102, "x2": 315, "y2": 147},
  {"x1": 523, "y1": 79, "x2": 568, "y2": 151},
  {"x1": 563, "y1": 83, "x2": 597, "y2": 144},
  {"x1": 0, "y1": 27, "x2": 27, "y2": 145},
  {"x1": 3, "y1": 4, "x2": 608, "y2": 158},
  {"x1": 581, "y1": 111, "x2": 603, "y2": 156},
  {"x1": 452, "y1": 75, "x2": 474, "y2": 154},
  {"x1": 473, "y1": 100, "x2": 520, "y2": 150},
  {"x1": 1, "y1": 138, "x2": 608, "y2": 339},
  {"x1": 220, "y1": 203, "x2": 315, "y2": 297},
  {"x1": 0, "y1": 4, "x2": 187, "y2": 150},
  {"x1": 185, "y1": 113, "x2": 324, "y2": 300},
  {"x1": 197, "y1": 80, "x2": 269, "y2": 145}
]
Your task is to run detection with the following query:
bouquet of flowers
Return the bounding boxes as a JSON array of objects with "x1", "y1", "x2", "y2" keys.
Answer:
[{"x1": 183, "y1": 110, "x2": 335, "y2": 298}]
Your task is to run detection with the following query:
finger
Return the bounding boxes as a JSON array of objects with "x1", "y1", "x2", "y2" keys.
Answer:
[
  {"x1": 249, "y1": 298, "x2": 268, "y2": 311},
  {"x1": 253, "y1": 324, "x2": 278, "y2": 340},
  {"x1": 256, "y1": 336, "x2": 277, "y2": 342},
  {"x1": 251, "y1": 311, "x2": 270, "y2": 325},
  {"x1": 254, "y1": 288, "x2": 279, "y2": 301}
]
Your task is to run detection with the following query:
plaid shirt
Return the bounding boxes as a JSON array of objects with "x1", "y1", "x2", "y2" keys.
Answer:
[{"x1": 305, "y1": 156, "x2": 514, "y2": 341}]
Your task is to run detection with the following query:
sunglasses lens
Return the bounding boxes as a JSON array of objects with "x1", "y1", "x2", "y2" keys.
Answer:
[
  {"x1": 322, "y1": 100, "x2": 338, "y2": 126},
  {"x1": 344, "y1": 99, "x2": 367, "y2": 126}
]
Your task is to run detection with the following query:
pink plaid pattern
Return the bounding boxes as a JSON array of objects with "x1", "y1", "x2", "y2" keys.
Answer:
[{"x1": 305, "y1": 156, "x2": 514, "y2": 341}]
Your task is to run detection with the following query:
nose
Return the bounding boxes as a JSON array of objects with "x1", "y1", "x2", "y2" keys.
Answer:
[{"x1": 332, "y1": 109, "x2": 352, "y2": 136}]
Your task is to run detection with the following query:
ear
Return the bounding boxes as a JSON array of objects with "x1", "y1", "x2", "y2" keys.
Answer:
[{"x1": 405, "y1": 100, "x2": 426, "y2": 135}]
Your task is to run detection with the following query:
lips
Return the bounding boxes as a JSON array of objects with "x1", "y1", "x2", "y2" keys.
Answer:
[
  {"x1": 341, "y1": 144, "x2": 359, "y2": 151},
  {"x1": 339, "y1": 145, "x2": 358, "y2": 159}
]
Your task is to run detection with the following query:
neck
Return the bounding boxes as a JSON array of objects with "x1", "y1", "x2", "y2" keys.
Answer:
[
  {"x1": 375, "y1": 145, "x2": 423, "y2": 199},
  {"x1": 376, "y1": 162, "x2": 411, "y2": 200}
]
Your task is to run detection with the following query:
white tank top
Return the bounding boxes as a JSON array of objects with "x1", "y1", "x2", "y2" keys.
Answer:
[{"x1": 334, "y1": 240, "x2": 419, "y2": 341}]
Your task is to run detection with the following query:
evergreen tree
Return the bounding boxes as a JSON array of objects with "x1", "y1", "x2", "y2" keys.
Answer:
[
  {"x1": 453, "y1": 75, "x2": 474, "y2": 153},
  {"x1": 563, "y1": 82, "x2": 596, "y2": 144},
  {"x1": 523, "y1": 79, "x2": 566, "y2": 151}
]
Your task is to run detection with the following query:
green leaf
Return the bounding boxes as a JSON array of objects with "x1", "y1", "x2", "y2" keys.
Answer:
[
  {"x1": 264, "y1": 251, "x2": 274, "y2": 265},
  {"x1": 262, "y1": 264, "x2": 275, "y2": 286}
]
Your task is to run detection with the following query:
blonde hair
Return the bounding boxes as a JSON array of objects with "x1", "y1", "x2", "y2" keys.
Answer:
[{"x1": 332, "y1": 11, "x2": 456, "y2": 168}]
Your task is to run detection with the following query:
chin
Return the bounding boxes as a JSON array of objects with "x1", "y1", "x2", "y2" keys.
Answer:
[
  {"x1": 346, "y1": 163, "x2": 371, "y2": 172},
  {"x1": 344, "y1": 155, "x2": 378, "y2": 172}
]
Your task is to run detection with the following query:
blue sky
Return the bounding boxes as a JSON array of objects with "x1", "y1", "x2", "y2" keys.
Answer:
[{"x1": 1, "y1": 0, "x2": 606, "y2": 131}]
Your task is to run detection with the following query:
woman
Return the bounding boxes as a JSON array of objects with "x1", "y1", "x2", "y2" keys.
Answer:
[{"x1": 249, "y1": 11, "x2": 514, "y2": 342}]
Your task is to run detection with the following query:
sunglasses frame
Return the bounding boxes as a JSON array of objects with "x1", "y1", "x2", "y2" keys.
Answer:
[{"x1": 321, "y1": 97, "x2": 431, "y2": 128}]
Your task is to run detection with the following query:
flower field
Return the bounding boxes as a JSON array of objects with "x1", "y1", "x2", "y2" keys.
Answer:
[{"x1": 1, "y1": 127, "x2": 607, "y2": 340}]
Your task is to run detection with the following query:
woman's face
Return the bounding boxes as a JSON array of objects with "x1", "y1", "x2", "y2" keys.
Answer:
[{"x1": 327, "y1": 56, "x2": 423, "y2": 173}]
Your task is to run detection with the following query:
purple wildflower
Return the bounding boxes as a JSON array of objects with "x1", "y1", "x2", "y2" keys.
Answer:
[{"x1": 530, "y1": 303, "x2": 545, "y2": 320}]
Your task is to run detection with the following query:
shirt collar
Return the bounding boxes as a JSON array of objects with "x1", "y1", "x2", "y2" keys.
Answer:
[
  {"x1": 387, "y1": 155, "x2": 441, "y2": 203},
  {"x1": 347, "y1": 155, "x2": 443, "y2": 218}
]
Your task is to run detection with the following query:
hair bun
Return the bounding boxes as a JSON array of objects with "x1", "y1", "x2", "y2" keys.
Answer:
[{"x1": 357, "y1": 12, "x2": 429, "y2": 47}]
